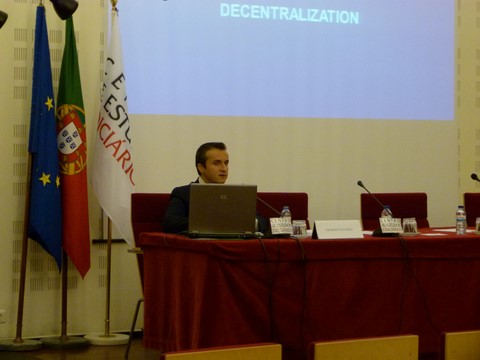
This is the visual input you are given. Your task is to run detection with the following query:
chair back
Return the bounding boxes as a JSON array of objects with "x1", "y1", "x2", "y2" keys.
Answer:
[
  {"x1": 257, "y1": 192, "x2": 309, "y2": 227},
  {"x1": 443, "y1": 330, "x2": 480, "y2": 360},
  {"x1": 311, "y1": 335, "x2": 418, "y2": 360},
  {"x1": 131, "y1": 192, "x2": 171, "y2": 286},
  {"x1": 360, "y1": 192, "x2": 429, "y2": 230},
  {"x1": 463, "y1": 193, "x2": 480, "y2": 227},
  {"x1": 162, "y1": 343, "x2": 282, "y2": 360}
]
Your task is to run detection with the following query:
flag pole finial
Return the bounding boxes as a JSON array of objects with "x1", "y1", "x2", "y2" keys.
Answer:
[{"x1": 110, "y1": 0, "x2": 118, "y2": 9}]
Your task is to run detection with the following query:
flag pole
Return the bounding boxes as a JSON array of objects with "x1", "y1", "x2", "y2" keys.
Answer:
[
  {"x1": 105, "y1": 218, "x2": 112, "y2": 336},
  {"x1": 40, "y1": 252, "x2": 90, "y2": 348},
  {"x1": 0, "y1": 156, "x2": 42, "y2": 351},
  {"x1": 84, "y1": 217, "x2": 128, "y2": 345},
  {"x1": 86, "y1": 0, "x2": 132, "y2": 345},
  {"x1": 61, "y1": 252, "x2": 69, "y2": 340}
]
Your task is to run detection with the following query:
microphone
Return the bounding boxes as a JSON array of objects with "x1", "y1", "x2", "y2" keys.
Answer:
[
  {"x1": 357, "y1": 180, "x2": 396, "y2": 237},
  {"x1": 471, "y1": 173, "x2": 480, "y2": 183},
  {"x1": 0, "y1": 10, "x2": 7, "y2": 30},
  {"x1": 256, "y1": 196, "x2": 282, "y2": 216},
  {"x1": 357, "y1": 180, "x2": 386, "y2": 212}
]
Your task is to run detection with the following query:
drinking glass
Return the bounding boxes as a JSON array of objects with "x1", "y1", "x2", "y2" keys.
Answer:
[
  {"x1": 402, "y1": 218, "x2": 418, "y2": 235},
  {"x1": 292, "y1": 220, "x2": 307, "y2": 236}
]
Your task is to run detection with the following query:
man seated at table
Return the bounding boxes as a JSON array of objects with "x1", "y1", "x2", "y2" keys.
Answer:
[{"x1": 162, "y1": 142, "x2": 267, "y2": 234}]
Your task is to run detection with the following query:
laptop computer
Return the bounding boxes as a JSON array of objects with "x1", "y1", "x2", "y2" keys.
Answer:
[{"x1": 187, "y1": 183, "x2": 258, "y2": 239}]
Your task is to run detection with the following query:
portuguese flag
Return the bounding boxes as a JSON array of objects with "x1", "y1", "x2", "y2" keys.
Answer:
[{"x1": 56, "y1": 17, "x2": 90, "y2": 278}]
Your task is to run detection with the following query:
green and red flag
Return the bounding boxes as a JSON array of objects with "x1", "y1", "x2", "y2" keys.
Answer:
[{"x1": 56, "y1": 17, "x2": 90, "y2": 278}]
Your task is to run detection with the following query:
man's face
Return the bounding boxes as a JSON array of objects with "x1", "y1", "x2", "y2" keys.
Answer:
[{"x1": 197, "y1": 148, "x2": 229, "y2": 184}]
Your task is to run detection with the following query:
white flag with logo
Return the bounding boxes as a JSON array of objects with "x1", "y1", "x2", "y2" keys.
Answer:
[{"x1": 92, "y1": 7, "x2": 135, "y2": 245}]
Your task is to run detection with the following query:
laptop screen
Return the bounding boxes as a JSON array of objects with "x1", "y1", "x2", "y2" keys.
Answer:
[{"x1": 188, "y1": 183, "x2": 257, "y2": 236}]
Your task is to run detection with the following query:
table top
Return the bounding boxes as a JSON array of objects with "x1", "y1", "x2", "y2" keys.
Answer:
[{"x1": 140, "y1": 228, "x2": 480, "y2": 261}]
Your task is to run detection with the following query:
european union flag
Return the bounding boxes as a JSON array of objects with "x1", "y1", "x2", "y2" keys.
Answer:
[{"x1": 28, "y1": 5, "x2": 62, "y2": 269}]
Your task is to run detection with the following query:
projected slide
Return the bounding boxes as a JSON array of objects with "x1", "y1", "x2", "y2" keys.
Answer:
[{"x1": 120, "y1": 0, "x2": 454, "y2": 120}]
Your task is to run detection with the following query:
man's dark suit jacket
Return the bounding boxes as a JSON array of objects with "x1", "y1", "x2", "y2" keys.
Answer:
[{"x1": 161, "y1": 182, "x2": 195, "y2": 234}]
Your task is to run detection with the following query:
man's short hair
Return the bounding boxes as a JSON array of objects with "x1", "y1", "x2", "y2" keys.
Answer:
[{"x1": 195, "y1": 142, "x2": 227, "y2": 175}]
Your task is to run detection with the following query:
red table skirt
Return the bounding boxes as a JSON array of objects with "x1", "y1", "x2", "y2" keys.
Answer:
[{"x1": 140, "y1": 231, "x2": 480, "y2": 360}]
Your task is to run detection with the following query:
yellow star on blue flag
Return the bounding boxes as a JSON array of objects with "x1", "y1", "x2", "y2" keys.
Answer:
[{"x1": 39, "y1": 172, "x2": 51, "y2": 186}]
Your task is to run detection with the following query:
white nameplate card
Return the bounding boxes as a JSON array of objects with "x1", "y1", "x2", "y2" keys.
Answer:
[
  {"x1": 379, "y1": 217, "x2": 402, "y2": 233},
  {"x1": 312, "y1": 220, "x2": 364, "y2": 239},
  {"x1": 270, "y1": 217, "x2": 293, "y2": 235}
]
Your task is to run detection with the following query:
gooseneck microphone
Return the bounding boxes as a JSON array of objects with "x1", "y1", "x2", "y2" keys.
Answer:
[
  {"x1": 256, "y1": 196, "x2": 282, "y2": 216},
  {"x1": 471, "y1": 173, "x2": 480, "y2": 183},
  {"x1": 357, "y1": 180, "x2": 387, "y2": 211},
  {"x1": 357, "y1": 180, "x2": 397, "y2": 237}
]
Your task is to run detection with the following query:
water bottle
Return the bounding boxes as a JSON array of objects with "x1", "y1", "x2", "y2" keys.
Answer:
[
  {"x1": 456, "y1": 205, "x2": 467, "y2": 235},
  {"x1": 381, "y1": 205, "x2": 393, "y2": 218},
  {"x1": 280, "y1": 206, "x2": 292, "y2": 221}
]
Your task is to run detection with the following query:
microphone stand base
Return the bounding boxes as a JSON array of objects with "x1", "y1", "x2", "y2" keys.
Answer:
[{"x1": 372, "y1": 228, "x2": 399, "y2": 237}]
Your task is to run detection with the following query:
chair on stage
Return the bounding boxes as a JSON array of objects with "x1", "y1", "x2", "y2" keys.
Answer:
[
  {"x1": 161, "y1": 343, "x2": 282, "y2": 360},
  {"x1": 126, "y1": 192, "x2": 171, "y2": 358},
  {"x1": 442, "y1": 330, "x2": 480, "y2": 360},
  {"x1": 256, "y1": 192, "x2": 309, "y2": 227},
  {"x1": 310, "y1": 335, "x2": 419, "y2": 360},
  {"x1": 360, "y1": 192, "x2": 429, "y2": 231},
  {"x1": 463, "y1": 193, "x2": 480, "y2": 227}
]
